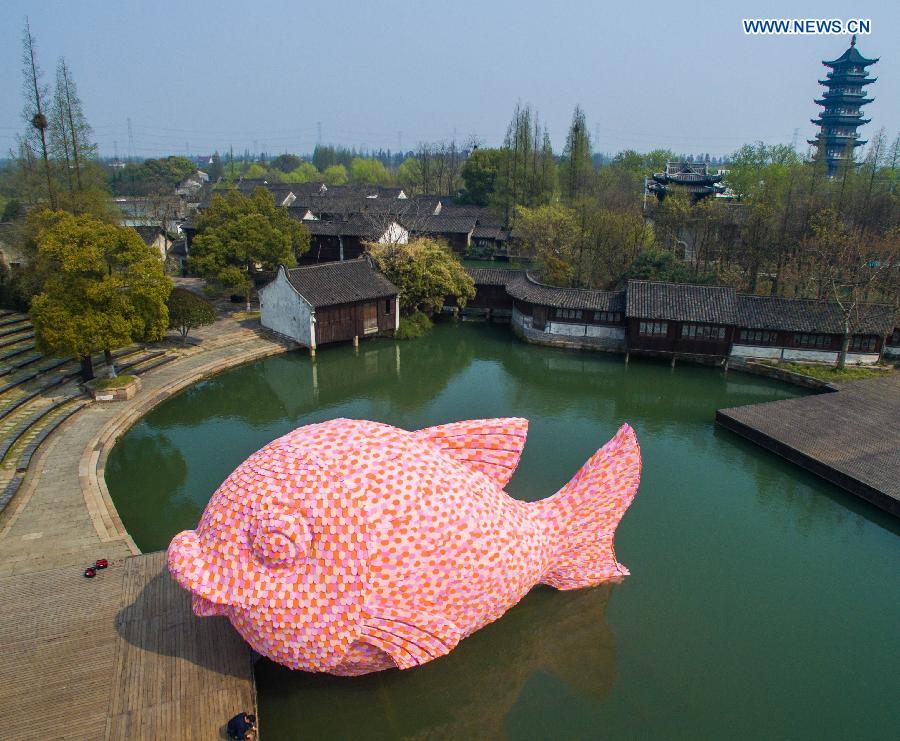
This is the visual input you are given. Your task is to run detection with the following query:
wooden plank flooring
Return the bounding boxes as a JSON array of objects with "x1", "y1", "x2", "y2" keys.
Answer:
[
  {"x1": 107, "y1": 552, "x2": 256, "y2": 740},
  {"x1": 0, "y1": 552, "x2": 256, "y2": 740},
  {"x1": 717, "y1": 374, "x2": 900, "y2": 516}
]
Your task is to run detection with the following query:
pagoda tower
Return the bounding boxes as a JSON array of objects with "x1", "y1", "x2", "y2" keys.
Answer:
[{"x1": 808, "y1": 35, "x2": 878, "y2": 176}]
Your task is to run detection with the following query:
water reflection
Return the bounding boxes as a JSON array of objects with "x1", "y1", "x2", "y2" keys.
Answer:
[{"x1": 255, "y1": 585, "x2": 616, "y2": 741}]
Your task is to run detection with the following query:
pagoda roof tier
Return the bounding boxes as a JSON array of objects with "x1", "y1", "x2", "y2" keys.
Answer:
[
  {"x1": 822, "y1": 36, "x2": 878, "y2": 67},
  {"x1": 652, "y1": 172, "x2": 724, "y2": 185},
  {"x1": 813, "y1": 109, "x2": 871, "y2": 118},
  {"x1": 815, "y1": 96, "x2": 874, "y2": 106},
  {"x1": 811, "y1": 116, "x2": 870, "y2": 127},
  {"x1": 808, "y1": 135, "x2": 867, "y2": 148},
  {"x1": 818, "y1": 76, "x2": 877, "y2": 87}
]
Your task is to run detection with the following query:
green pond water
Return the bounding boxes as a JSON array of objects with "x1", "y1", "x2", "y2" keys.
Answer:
[{"x1": 105, "y1": 322, "x2": 900, "y2": 740}]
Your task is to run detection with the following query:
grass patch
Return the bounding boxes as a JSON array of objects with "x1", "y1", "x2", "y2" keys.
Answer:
[
  {"x1": 232, "y1": 310, "x2": 261, "y2": 321},
  {"x1": 773, "y1": 362, "x2": 891, "y2": 382},
  {"x1": 87, "y1": 374, "x2": 137, "y2": 389},
  {"x1": 396, "y1": 311, "x2": 432, "y2": 340}
]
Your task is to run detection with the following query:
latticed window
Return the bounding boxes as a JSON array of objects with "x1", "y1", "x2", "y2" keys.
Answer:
[
  {"x1": 594, "y1": 311, "x2": 621, "y2": 323},
  {"x1": 555, "y1": 308, "x2": 582, "y2": 321},
  {"x1": 738, "y1": 329, "x2": 778, "y2": 345},
  {"x1": 680, "y1": 323, "x2": 726, "y2": 341},
  {"x1": 639, "y1": 321, "x2": 667, "y2": 337},
  {"x1": 849, "y1": 335, "x2": 877, "y2": 352},
  {"x1": 794, "y1": 333, "x2": 831, "y2": 349}
]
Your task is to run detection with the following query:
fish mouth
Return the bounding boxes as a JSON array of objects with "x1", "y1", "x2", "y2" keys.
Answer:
[{"x1": 167, "y1": 529, "x2": 235, "y2": 615}]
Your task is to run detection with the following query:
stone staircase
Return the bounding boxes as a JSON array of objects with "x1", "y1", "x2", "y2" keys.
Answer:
[{"x1": 0, "y1": 313, "x2": 179, "y2": 514}]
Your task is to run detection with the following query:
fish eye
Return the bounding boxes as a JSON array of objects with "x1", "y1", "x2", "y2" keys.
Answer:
[{"x1": 251, "y1": 513, "x2": 309, "y2": 567}]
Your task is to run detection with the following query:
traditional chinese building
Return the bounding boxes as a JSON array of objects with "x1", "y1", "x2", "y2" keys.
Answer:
[
  {"x1": 646, "y1": 162, "x2": 725, "y2": 202},
  {"x1": 808, "y1": 35, "x2": 878, "y2": 177}
]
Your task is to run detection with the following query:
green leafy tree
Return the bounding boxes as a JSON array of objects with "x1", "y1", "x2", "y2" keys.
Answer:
[
  {"x1": 559, "y1": 106, "x2": 594, "y2": 202},
  {"x1": 622, "y1": 248, "x2": 717, "y2": 285},
  {"x1": 167, "y1": 286, "x2": 216, "y2": 344},
  {"x1": 396, "y1": 157, "x2": 423, "y2": 193},
  {"x1": 284, "y1": 162, "x2": 320, "y2": 183},
  {"x1": 350, "y1": 157, "x2": 390, "y2": 185},
  {"x1": 29, "y1": 210, "x2": 172, "y2": 380},
  {"x1": 208, "y1": 152, "x2": 225, "y2": 181},
  {"x1": 514, "y1": 204, "x2": 580, "y2": 286},
  {"x1": 270, "y1": 154, "x2": 302, "y2": 173},
  {"x1": 322, "y1": 164, "x2": 348, "y2": 185},
  {"x1": 190, "y1": 188, "x2": 309, "y2": 309},
  {"x1": 366, "y1": 237, "x2": 475, "y2": 314},
  {"x1": 460, "y1": 148, "x2": 501, "y2": 206}
]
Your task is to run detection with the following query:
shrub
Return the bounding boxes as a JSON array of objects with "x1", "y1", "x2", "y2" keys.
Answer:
[
  {"x1": 167, "y1": 287, "x2": 216, "y2": 343},
  {"x1": 396, "y1": 311, "x2": 432, "y2": 340}
]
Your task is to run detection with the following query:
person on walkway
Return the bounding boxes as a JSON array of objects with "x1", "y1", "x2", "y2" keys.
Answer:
[{"x1": 226, "y1": 712, "x2": 257, "y2": 740}]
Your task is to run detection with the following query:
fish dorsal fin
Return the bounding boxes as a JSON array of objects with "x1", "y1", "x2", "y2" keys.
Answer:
[
  {"x1": 412, "y1": 418, "x2": 528, "y2": 488},
  {"x1": 360, "y1": 600, "x2": 462, "y2": 670}
]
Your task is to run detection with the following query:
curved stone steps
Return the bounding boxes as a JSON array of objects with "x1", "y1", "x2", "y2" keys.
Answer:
[
  {"x1": 0, "y1": 394, "x2": 84, "y2": 466},
  {"x1": 0, "y1": 331, "x2": 35, "y2": 349},
  {"x1": 0, "y1": 316, "x2": 30, "y2": 329},
  {"x1": 0, "y1": 344, "x2": 37, "y2": 363},
  {"x1": 0, "y1": 323, "x2": 33, "y2": 340},
  {"x1": 0, "y1": 399, "x2": 88, "y2": 511},
  {"x1": 0, "y1": 352, "x2": 45, "y2": 377}
]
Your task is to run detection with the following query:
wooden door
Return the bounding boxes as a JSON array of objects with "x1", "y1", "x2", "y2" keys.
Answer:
[{"x1": 363, "y1": 303, "x2": 378, "y2": 334}]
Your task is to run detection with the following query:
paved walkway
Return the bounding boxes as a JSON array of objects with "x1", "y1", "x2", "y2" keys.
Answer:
[
  {"x1": 0, "y1": 313, "x2": 293, "y2": 739},
  {"x1": 717, "y1": 374, "x2": 900, "y2": 517}
]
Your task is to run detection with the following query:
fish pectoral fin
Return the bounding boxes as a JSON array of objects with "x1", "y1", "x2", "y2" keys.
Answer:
[
  {"x1": 411, "y1": 418, "x2": 528, "y2": 488},
  {"x1": 361, "y1": 606, "x2": 462, "y2": 670}
]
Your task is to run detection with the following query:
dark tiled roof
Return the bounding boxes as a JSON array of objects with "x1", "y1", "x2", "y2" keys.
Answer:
[
  {"x1": 439, "y1": 204, "x2": 503, "y2": 227},
  {"x1": 472, "y1": 225, "x2": 507, "y2": 240},
  {"x1": 466, "y1": 267, "x2": 522, "y2": 287},
  {"x1": 415, "y1": 214, "x2": 477, "y2": 235},
  {"x1": 736, "y1": 294, "x2": 895, "y2": 335},
  {"x1": 305, "y1": 220, "x2": 343, "y2": 236},
  {"x1": 626, "y1": 280, "x2": 737, "y2": 323},
  {"x1": 508, "y1": 272, "x2": 625, "y2": 312},
  {"x1": 133, "y1": 226, "x2": 165, "y2": 245},
  {"x1": 281, "y1": 258, "x2": 397, "y2": 308}
]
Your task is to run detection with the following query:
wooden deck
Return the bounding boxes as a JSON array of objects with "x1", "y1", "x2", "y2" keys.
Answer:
[
  {"x1": 0, "y1": 551, "x2": 256, "y2": 740},
  {"x1": 717, "y1": 374, "x2": 900, "y2": 516}
]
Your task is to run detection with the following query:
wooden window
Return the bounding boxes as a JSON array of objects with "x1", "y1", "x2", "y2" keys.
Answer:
[
  {"x1": 680, "y1": 323, "x2": 726, "y2": 341},
  {"x1": 793, "y1": 333, "x2": 831, "y2": 349},
  {"x1": 849, "y1": 335, "x2": 877, "y2": 352},
  {"x1": 595, "y1": 311, "x2": 621, "y2": 323},
  {"x1": 555, "y1": 308, "x2": 582, "y2": 321},
  {"x1": 738, "y1": 329, "x2": 778, "y2": 345},
  {"x1": 639, "y1": 321, "x2": 667, "y2": 337},
  {"x1": 384, "y1": 299, "x2": 391, "y2": 314},
  {"x1": 890, "y1": 329, "x2": 900, "y2": 346}
]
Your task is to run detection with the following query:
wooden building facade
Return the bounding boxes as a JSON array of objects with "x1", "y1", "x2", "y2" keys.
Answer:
[
  {"x1": 625, "y1": 280, "x2": 736, "y2": 359},
  {"x1": 259, "y1": 258, "x2": 399, "y2": 351},
  {"x1": 465, "y1": 270, "x2": 895, "y2": 366}
]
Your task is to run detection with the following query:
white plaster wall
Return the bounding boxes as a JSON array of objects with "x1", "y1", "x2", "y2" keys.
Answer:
[
  {"x1": 732, "y1": 345, "x2": 881, "y2": 365},
  {"x1": 379, "y1": 222, "x2": 409, "y2": 244},
  {"x1": 512, "y1": 306, "x2": 532, "y2": 329},
  {"x1": 394, "y1": 296, "x2": 400, "y2": 331},
  {"x1": 586, "y1": 325, "x2": 625, "y2": 340},
  {"x1": 259, "y1": 269, "x2": 315, "y2": 347},
  {"x1": 782, "y1": 349, "x2": 838, "y2": 363},
  {"x1": 731, "y1": 345, "x2": 783, "y2": 359}
]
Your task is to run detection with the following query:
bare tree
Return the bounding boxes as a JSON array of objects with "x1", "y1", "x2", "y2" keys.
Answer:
[
  {"x1": 21, "y1": 18, "x2": 55, "y2": 208},
  {"x1": 803, "y1": 210, "x2": 899, "y2": 368}
]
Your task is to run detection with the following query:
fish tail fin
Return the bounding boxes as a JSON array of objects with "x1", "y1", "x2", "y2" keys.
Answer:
[{"x1": 535, "y1": 424, "x2": 641, "y2": 590}]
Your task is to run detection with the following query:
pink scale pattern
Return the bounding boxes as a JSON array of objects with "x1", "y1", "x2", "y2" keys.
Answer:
[{"x1": 167, "y1": 417, "x2": 641, "y2": 675}]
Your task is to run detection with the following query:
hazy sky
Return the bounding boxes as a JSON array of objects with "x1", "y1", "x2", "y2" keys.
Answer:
[{"x1": 1, "y1": 0, "x2": 897, "y2": 159}]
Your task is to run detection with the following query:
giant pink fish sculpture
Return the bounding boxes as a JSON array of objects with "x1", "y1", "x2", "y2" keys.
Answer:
[{"x1": 167, "y1": 418, "x2": 641, "y2": 675}]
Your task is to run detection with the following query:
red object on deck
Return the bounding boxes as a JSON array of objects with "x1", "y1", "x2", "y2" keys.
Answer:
[{"x1": 84, "y1": 567, "x2": 97, "y2": 578}]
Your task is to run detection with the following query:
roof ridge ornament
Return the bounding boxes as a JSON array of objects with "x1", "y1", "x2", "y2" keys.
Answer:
[{"x1": 850, "y1": 34, "x2": 856, "y2": 47}]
